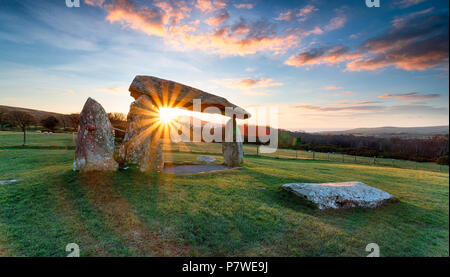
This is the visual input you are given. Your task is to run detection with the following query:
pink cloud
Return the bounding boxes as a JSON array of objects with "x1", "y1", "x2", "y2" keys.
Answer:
[
  {"x1": 378, "y1": 92, "x2": 440, "y2": 102},
  {"x1": 88, "y1": 0, "x2": 309, "y2": 56},
  {"x1": 394, "y1": 0, "x2": 427, "y2": 9},
  {"x1": 296, "y1": 5, "x2": 318, "y2": 21},
  {"x1": 234, "y1": 3, "x2": 254, "y2": 9},
  {"x1": 324, "y1": 85, "x2": 343, "y2": 90},
  {"x1": 104, "y1": 0, "x2": 166, "y2": 37},
  {"x1": 217, "y1": 77, "x2": 283, "y2": 89},
  {"x1": 285, "y1": 45, "x2": 361, "y2": 67},
  {"x1": 275, "y1": 10, "x2": 294, "y2": 21},
  {"x1": 324, "y1": 15, "x2": 347, "y2": 31},
  {"x1": 205, "y1": 10, "x2": 229, "y2": 26}
]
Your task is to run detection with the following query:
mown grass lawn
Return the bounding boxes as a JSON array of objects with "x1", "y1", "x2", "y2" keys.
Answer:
[{"x1": 0, "y1": 131, "x2": 448, "y2": 256}]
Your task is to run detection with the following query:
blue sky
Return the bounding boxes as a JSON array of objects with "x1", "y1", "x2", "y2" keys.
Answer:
[{"x1": 0, "y1": 0, "x2": 448, "y2": 131}]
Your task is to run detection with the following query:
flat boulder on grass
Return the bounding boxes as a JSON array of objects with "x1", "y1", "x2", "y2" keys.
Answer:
[
  {"x1": 282, "y1": 181, "x2": 393, "y2": 210},
  {"x1": 197, "y1": 156, "x2": 216, "y2": 164},
  {"x1": 73, "y1": 97, "x2": 118, "y2": 172}
]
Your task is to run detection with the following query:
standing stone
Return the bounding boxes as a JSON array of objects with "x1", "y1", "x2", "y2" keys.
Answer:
[
  {"x1": 73, "y1": 98, "x2": 118, "y2": 172},
  {"x1": 116, "y1": 95, "x2": 164, "y2": 171},
  {"x1": 222, "y1": 118, "x2": 244, "y2": 167},
  {"x1": 222, "y1": 142, "x2": 244, "y2": 167}
]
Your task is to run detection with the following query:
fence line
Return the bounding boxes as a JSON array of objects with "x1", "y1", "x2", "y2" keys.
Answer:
[{"x1": 161, "y1": 142, "x2": 448, "y2": 173}]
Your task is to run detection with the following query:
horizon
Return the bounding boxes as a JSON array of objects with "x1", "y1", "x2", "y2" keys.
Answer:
[
  {"x1": 0, "y1": 0, "x2": 449, "y2": 130},
  {"x1": 1, "y1": 103, "x2": 449, "y2": 134}
]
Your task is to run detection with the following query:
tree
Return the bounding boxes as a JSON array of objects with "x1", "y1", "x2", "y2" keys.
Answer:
[
  {"x1": 7, "y1": 111, "x2": 37, "y2": 146},
  {"x1": 108, "y1": 112, "x2": 127, "y2": 140},
  {"x1": 69, "y1": 113, "x2": 80, "y2": 131},
  {"x1": 0, "y1": 110, "x2": 7, "y2": 130},
  {"x1": 41, "y1": 116, "x2": 59, "y2": 131},
  {"x1": 108, "y1": 112, "x2": 127, "y2": 130}
]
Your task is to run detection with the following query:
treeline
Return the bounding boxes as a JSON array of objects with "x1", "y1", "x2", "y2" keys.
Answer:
[{"x1": 277, "y1": 130, "x2": 449, "y2": 165}]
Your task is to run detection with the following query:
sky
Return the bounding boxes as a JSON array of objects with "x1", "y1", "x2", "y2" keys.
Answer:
[{"x1": 0, "y1": 0, "x2": 448, "y2": 131}]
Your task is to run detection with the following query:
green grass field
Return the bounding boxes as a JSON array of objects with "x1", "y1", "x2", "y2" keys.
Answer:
[{"x1": 0, "y1": 131, "x2": 448, "y2": 256}]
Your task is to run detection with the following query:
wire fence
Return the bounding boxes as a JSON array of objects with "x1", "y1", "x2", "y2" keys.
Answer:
[{"x1": 162, "y1": 142, "x2": 449, "y2": 173}]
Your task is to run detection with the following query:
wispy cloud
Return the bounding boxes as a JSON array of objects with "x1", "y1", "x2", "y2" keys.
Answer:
[
  {"x1": 324, "y1": 85, "x2": 343, "y2": 90},
  {"x1": 96, "y1": 86, "x2": 128, "y2": 95},
  {"x1": 394, "y1": 0, "x2": 427, "y2": 9},
  {"x1": 292, "y1": 104, "x2": 382, "y2": 113},
  {"x1": 379, "y1": 92, "x2": 440, "y2": 102},
  {"x1": 332, "y1": 91, "x2": 354, "y2": 96},
  {"x1": 285, "y1": 45, "x2": 361, "y2": 67},
  {"x1": 233, "y1": 3, "x2": 254, "y2": 9},
  {"x1": 275, "y1": 5, "x2": 318, "y2": 22},
  {"x1": 217, "y1": 77, "x2": 283, "y2": 89}
]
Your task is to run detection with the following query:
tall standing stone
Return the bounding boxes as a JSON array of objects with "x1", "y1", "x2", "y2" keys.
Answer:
[
  {"x1": 73, "y1": 98, "x2": 118, "y2": 172},
  {"x1": 222, "y1": 142, "x2": 244, "y2": 167}
]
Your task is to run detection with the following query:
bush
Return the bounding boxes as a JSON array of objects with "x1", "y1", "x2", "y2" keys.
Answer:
[
  {"x1": 436, "y1": 156, "x2": 449, "y2": 165},
  {"x1": 41, "y1": 116, "x2": 59, "y2": 131}
]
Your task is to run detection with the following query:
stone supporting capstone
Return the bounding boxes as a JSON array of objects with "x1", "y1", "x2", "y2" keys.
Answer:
[
  {"x1": 222, "y1": 117, "x2": 244, "y2": 167},
  {"x1": 116, "y1": 94, "x2": 164, "y2": 171}
]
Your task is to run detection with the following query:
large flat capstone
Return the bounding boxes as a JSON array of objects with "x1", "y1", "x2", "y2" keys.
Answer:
[
  {"x1": 282, "y1": 182, "x2": 393, "y2": 209},
  {"x1": 129, "y1": 75, "x2": 251, "y2": 118}
]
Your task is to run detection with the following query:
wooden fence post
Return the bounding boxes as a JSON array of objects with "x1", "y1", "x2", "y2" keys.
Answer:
[
  {"x1": 342, "y1": 154, "x2": 345, "y2": 163},
  {"x1": 328, "y1": 152, "x2": 330, "y2": 161},
  {"x1": 296, "y1": 150, "x2": 298, "y2": 159},
  {"x1": 313, "y1": 151, "x2": 315, "y2": 160}
]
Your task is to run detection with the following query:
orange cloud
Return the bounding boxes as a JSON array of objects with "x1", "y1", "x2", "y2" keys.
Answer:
[
  {"x1": 287, "y1": 11, "x2": 448, "y2": 71},
  {"x1": 285, "y1": 45, "x2": 361, "y2": 67},
  {"x1": 104, "y1": 0, "x2": 166, "y2": 37},
  {"x1": 89, "y1": 0, "x2": 301, "y2": 56},
  {"x1": 195, "y1": 0, "x2": 225, "y2": 13},
  {"x1": 84, "y1": 0, "x2": 105, "y2": 6},
  {"x1": 154, "y1": 0, "x2": 191, "y2": 25}
]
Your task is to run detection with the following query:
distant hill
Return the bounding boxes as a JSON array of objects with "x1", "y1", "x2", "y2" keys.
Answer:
[
  {"x1": 0, "y1": 105, "x2": 74, "y2": 128},
  {"x1": 319, "y1": 126, "x2": 449, "y2": 137}
]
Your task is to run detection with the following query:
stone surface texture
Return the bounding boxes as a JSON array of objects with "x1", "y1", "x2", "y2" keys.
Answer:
[
  {"x1": 282, "y1": 181, "x2": 393, "y2": 209},
  {"x1": 116, "y1": 95, "x2": 164, "y2": 171},
  {"x1": 73, "y1": 98, "x2": 118, "y2": 172},
  {"x1": 222, "y1": 142, "x2": 244, "y2": 167},
  {"x1": 129, "y1": 75, "x2": 251, "y2": 118}
]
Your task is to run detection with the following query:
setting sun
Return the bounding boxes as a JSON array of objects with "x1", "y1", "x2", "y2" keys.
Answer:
[{"x1": 158, "y1": 107, "x2": 183, "y2": 124}]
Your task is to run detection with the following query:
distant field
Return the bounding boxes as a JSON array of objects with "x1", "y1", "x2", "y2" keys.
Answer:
[
  {"x1": 0, "y1": 131, "x2": 447, "y2": 173},
  {"x1": 0, "y1": 130, "x2": 449, "y2": 257}
]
